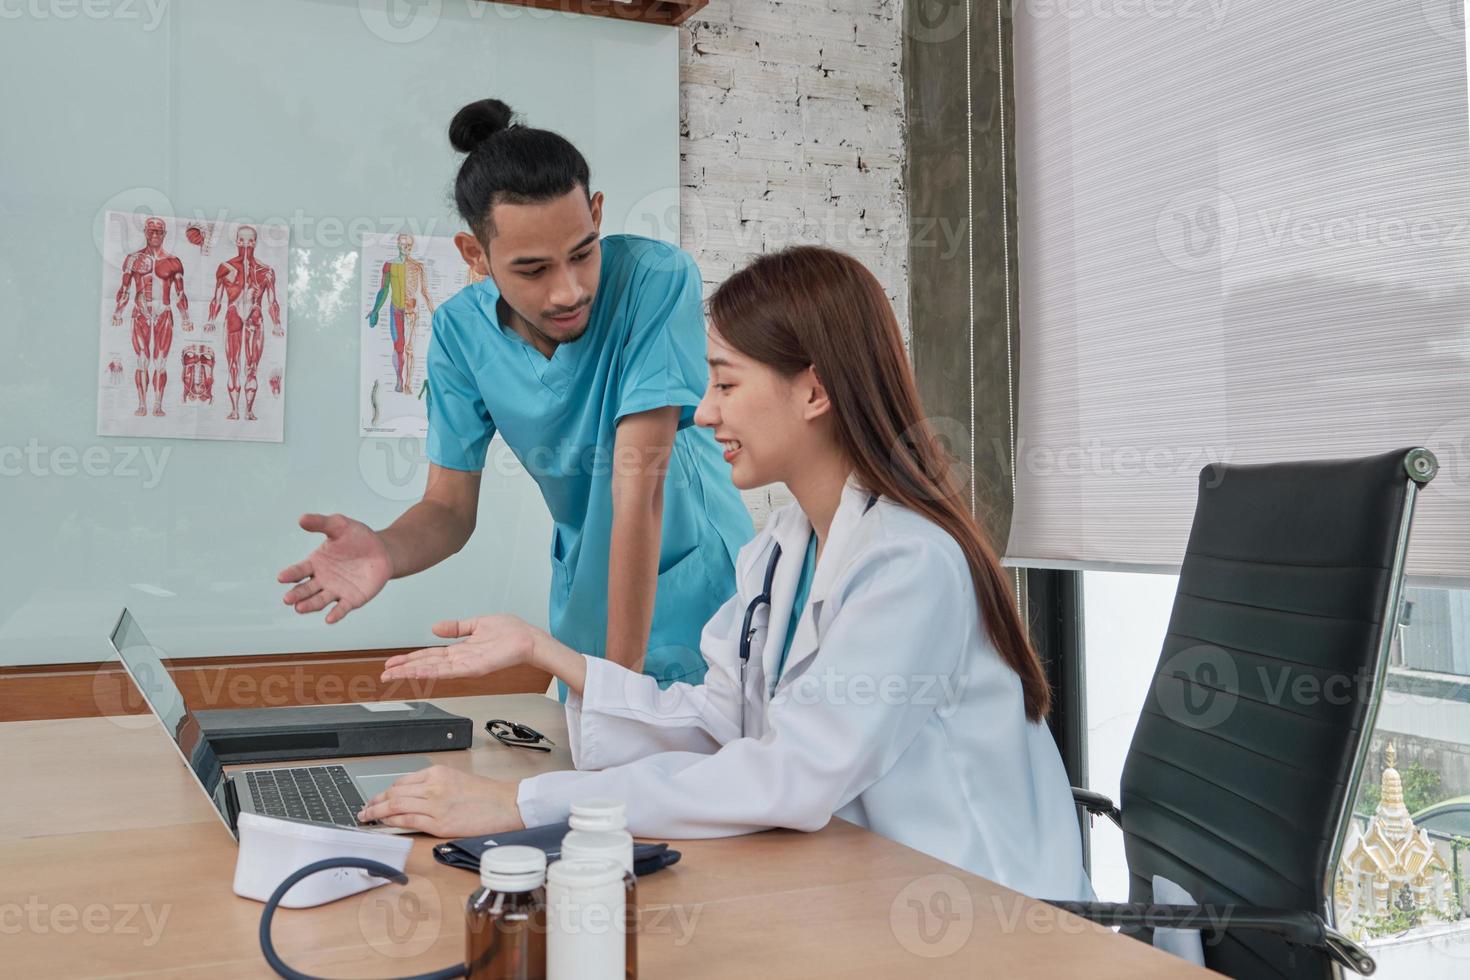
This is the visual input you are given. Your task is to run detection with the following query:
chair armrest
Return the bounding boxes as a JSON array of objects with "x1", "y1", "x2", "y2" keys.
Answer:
[
  {"x1": 1070, "y1": 787, "x2": 1122, "y2": 828},
  {"x1": 1045, "y1": 901, "x2": 1375, "y2": 976}
]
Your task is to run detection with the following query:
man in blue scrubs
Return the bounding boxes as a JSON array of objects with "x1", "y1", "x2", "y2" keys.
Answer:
[{"x1": 278, "y1": 99, "x2": 753, "y2": 691}]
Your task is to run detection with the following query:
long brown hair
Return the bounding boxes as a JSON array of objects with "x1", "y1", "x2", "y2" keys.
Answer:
[{"x1": 708, "y1": 246, "x2": 1050, "y2": 721}]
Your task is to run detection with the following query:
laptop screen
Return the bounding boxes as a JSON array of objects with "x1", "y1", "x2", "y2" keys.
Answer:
[{"x1": 108, "y1": 608, "x2": 234, "y2": 834}]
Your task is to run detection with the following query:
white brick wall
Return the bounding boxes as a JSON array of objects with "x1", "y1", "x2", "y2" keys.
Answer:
[{"x1": 677, "y1": 0, "x2": 908, "y2": 526}]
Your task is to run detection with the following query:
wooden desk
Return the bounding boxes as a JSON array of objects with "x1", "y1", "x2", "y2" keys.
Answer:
[{"x1": 0, "y1": 694, "x2": 1213, "y2": 978}]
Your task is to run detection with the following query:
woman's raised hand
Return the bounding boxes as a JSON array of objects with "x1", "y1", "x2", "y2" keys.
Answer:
[{"x1": 380, "y1": 615, "x2": 543, "y2": 682}]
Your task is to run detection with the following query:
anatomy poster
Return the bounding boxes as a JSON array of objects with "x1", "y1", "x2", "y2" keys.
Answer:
[
  {"x1": 359, "y1": 232, "x2": 477, "y2": 438},
  {"x1": 97, "y1": 211, "x2": 289, "y2": 442}
]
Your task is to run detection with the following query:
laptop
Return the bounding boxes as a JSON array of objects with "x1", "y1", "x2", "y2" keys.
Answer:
[{"x1": 109, "y1": 608, "x2": 428, "y2": 838}]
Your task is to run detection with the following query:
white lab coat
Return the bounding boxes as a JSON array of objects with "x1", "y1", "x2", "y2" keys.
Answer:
[{"x1": 517, "y1": 479, "x2": 1094, "y2": 901}]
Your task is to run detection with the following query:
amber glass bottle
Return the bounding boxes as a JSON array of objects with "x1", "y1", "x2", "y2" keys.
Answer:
[{"x1": 466, "y1": 845, "x2": 548, "y2": 980}]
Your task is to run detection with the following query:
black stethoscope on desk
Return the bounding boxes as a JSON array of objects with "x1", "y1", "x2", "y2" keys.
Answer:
[
  {"x1": 260, "y1": 858, "x2": 466, "y2": 980},
  {"x1": 735, "y1": 495, "x2": 877, "y2": 737}
]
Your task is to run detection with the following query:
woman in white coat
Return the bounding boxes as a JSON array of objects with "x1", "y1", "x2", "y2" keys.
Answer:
[{"x1": 361, "y1": 246, "x2": 1093, "y2": 901}]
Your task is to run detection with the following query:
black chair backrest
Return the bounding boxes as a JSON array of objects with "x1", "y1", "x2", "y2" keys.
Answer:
[{"x1": 1119, "y1": 448, "x2": 1433, "y2": 979}]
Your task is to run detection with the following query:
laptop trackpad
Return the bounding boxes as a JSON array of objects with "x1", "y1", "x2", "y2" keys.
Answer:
[{"x1": 346, "y1": 755, "x2": 432, "y2": 799}]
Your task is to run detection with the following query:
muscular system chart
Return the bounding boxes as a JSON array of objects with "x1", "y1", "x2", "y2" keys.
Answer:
[{"x1": 97, "y1": 211, "x2": 289, "y2": 442}]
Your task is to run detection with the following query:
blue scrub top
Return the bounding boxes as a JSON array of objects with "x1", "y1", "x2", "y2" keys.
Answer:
[
  {"x1": 425, "y1": 234, "x2": 754, "y2": 690},
  {"x1": 773, "y1": 532, "x2": 818, "y2": 692}
]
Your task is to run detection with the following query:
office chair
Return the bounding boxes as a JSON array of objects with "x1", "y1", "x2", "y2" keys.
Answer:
[{"x1": 1050, "y1": 448, "x2": 1439, "y2": 978}]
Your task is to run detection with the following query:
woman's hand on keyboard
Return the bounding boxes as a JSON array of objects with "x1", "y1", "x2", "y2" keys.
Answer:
[{"x1": 356, "y1": 764, "x2": 526, "y2": 838}]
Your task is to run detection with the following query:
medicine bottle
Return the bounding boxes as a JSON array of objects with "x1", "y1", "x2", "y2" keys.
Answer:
[
  {"x1": 561, "y1": 798, "x2": 637, "y2": 980},
  {"x1": 466, "y1": 844, "x2": 548, "y2": 980},
  {"x1": 547, "y1": 857, "x2": 627, "y2": 980}
]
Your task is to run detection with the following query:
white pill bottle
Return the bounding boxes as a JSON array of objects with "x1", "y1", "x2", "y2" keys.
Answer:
[
  {"x1": 546, "y1": 856, "x2": 627, "y2": 980},
  {"x1": 560, "y1": 798, "x2": 638, "y2": 979}
]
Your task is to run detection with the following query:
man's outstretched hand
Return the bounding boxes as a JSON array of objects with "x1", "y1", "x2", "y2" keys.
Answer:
[{"x1": 278, "y1": 513, "x2": 393, "y2": 624}]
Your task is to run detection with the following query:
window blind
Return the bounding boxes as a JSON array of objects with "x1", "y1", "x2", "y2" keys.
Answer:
[{"x1": 1006, "y1": 0, "x2": 1470, "y2": 586}]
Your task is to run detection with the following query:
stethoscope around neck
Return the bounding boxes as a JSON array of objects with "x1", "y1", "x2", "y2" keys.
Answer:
[
  {"x1": 737, "y1": 540, "x2": 783, "y2": 735},
  {"x1": 735, "y1": 495, "x2": 877, "y2": 737}
]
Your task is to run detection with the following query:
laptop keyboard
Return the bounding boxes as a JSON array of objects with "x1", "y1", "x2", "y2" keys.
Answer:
[{"x1": 243, "y1": 765, "x2": 368, "y2": 827}]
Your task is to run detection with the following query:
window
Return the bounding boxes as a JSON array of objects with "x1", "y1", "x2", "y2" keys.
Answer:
[
  {"x1": 1080, "y1": 570, "x2": 1177, "y2": 902},
  {"x1": 1082, "y1": 574, "x2": 1470, "y2": 967}
]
